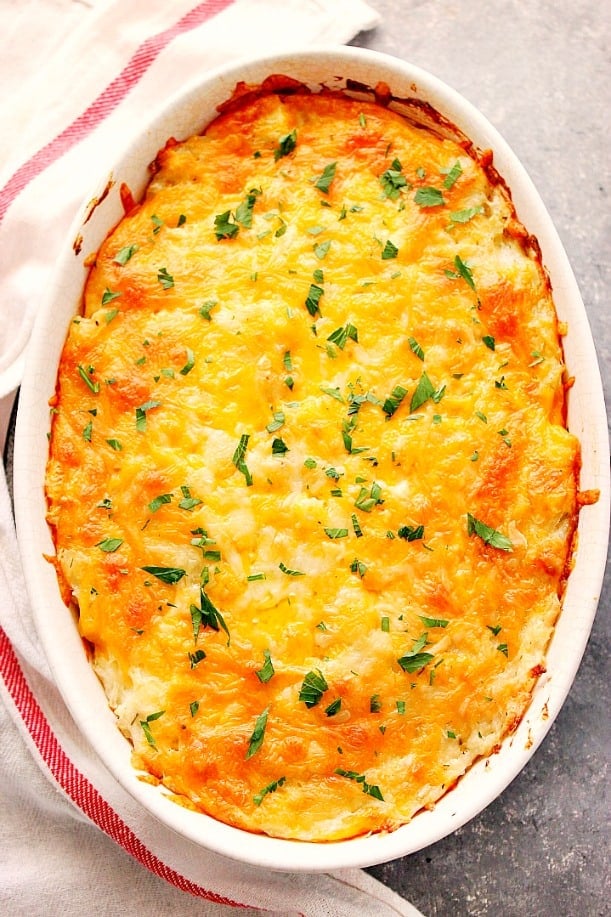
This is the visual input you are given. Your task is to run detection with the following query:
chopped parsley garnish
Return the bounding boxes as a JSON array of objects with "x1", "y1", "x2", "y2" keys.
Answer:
[
  {"x1": 414, "y1": 186, "x2": 445, "y2": 208},
  {"x1": 113, "y1": 245, "x2": 138, "y2": 265},
  {"x1": 442, "y1": 160, "x2": 463, "y2": 189},
  {"x1": 96, "y1": 537, "x2": 123, "y2": 553},
  {"x1": 77, "y1": 364, "x2": 100, "y2": 394},
  {"x1": 255, "y1": 650, "x2": 275, "y2": 684},
  {"x1": 398, "y1": 633, "x2": 434, "y2": 673},
  {"x1": 314, "y1": 239, "x2": 331, "y2": 260},
  {"x1": 467, "y1": 513, "x2": 514, "y2": 552},
  {"x1": 487, "y1": 624, "x2": 502, "y2": 636},
  {"x1": 354, "y1": 481, "x2": 383, "y2": 513},
  {"x1": 351, "y1": 514, "x2": 363, "y2": 538},
  {"x1": 266, "y1": 411, "x2": 285, "y2": 433},
  {"x1": 106, "y1": 438, "x2": 122, "y2": 451},
  {"x1": 253, "y1": 776, "x2": 286, "y2": 806},
  {"x1": 382, "y1": 384, "x2": 407, "y2": 417},
  {"x1": 247, "y1": 572, "x2": 266, "y2": 582},
  {"x1": 410, "y1": 372, "x2": 443, "y2": 412},
  {"x1": 408, "y1": 337, "x2": 425, "y2": 360},
  {"x1": 419, "y1": 616, "x2": 449, "y2": 629},
  {"x1": 191, "y1": 573, "x2": 230, "y2": 644},
  {"x1": 274, "y1": 129, "x2": 297, "y2": 160},
  {"x1": 271, "y1": 437, "x2": 289, "y2": 455},
  {"x1": 198, "y1": 299, "x2": 217, "y2": 321},
  {"x1": 213, "y1": 210, "x2": 239, "y2": 239},
  {"x1": 235, "y1": 188, "x2": 261, "y2": 228},
  {"x1": 320, "y1": 385, "x2": 343, "y2": 402},
  {"x1": 82, "y1": 420, "x2": 92, "y2": 442},
  {"x1": 148, "y1": 493, "x2": 172, "y2": 513},
  {"x1": 314, "y1": 161, "x2": 337, "y2": 193},
  {"x1": 445, "y1": 254, "x2": 475, "y2": 290},
  {"x1": 450, "y1": 206, "x2": 482, "y2": 224},
  {"x1": 334, "y1": 768, "x2": 384, "y2": 801},
  {"x1": 189, "y1": 701, "x2": 199, "y2": 717},
  {"x1": 139, "y1": 710, "x2": 164, "y2": 747},
  {"x1": 370, "y1": 694, "x2": 382, "y2": 713},
  {"x1": 381, "y1": 239, "x2": 399, "y2": 260},
  {"x1": 482, "y1": 335, "x2": 496, "y2": 351},
  {"x1": 245, "y1": 707, "x2": 269, "y2": 759},
  {"x1": 151, "y1": 214, "x2": 164, "y2": 234},
  {"x1": 305, "y1": 283, "x2": 323, "y2": 316},
  {"x1": 279, "y1": 562, "x2": 305, "y2": 577},
  {"x1": 178, "y1": 485, "x2": 202, "y2": 511},
  {"x1": 324, "y1": 527, "x2": 349, "y2": 540},
  {"x1": 299, "y1": 669, "x2": 328, "y2": 707},
  {"x1": 350, "y1": 558, "x2": 367, "y2": 578},
  {"x1": 380, "y1": 162, "x2": 407, "y2": 199},
  {"x1": 498, "y1": 643, "x2": 509, "y2": 657},
  {"x1": 140, "y1": 565, "x2": 186, "y2": 583},
  {"x1": 398, "y1": 524, "x2": 424, "y2": 542},
  {"x1": 135, "y1": 400, "x2": 161, "y2": 431},
  {"x1": 327, "y1": 322, "x2": 358, "y2": 350},
  {"x1": 101, "y1": 287, "x2": 121, "y2": 305},
  {"x1": 179, "y1": 348, "x2": 195, "y2": 375},
  {"x1": 157, "y1": 267, "x2": 174, "y2": 289},
  {"x1": 232, "y1": 433, "x2": 253, "y2": 486},
  {"x1": 188, "y1": 648, "x2": 206, "y2": 668},
  {"x1": 325, "y1": 698, "x2": 342, "y2": 717}
]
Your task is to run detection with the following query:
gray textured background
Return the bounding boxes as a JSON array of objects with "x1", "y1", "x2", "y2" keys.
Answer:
[{"x1": 354, "y1": 2, "x2": 610, "y2": 915}]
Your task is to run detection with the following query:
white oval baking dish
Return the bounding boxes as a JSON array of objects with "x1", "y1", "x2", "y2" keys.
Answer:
[{"x1": 13, "y1": 46, "x2": 609, "y2": 872}]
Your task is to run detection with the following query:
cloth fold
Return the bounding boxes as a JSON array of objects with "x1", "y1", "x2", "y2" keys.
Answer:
[{"x1": 0, "y1": 1, "x2": 425, "y2": 914}]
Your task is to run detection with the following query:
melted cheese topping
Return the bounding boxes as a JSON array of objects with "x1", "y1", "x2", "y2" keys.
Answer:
[{"x1": 46, "y1": 90, "x2": 580, "y2": 841}]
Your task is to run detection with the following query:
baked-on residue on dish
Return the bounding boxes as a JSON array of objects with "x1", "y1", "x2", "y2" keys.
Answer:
[{"x1": 45, "y1": 84, "x2": 580, "y2": 841}]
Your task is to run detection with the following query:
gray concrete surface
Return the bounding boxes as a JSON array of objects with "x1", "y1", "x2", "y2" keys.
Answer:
[{"x1": 354, "y1": 2, "x2": 610, "y2": 915}]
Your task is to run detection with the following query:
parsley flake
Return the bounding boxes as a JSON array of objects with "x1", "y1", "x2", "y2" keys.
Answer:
[
  {"x1": 245, "y1": 707, "x2": 269, "y2": 759},
  {"x1": 327, "y1": 322, "x2": 358, "y2": 350},
  {"x1": 467, "y1": 513, "x2": 514, "y2": 552},
  {"x1": 141, "y1": 565, "x2": 186, "y2": 584},
  {"x1": 274, "y1": 129, "x2": 297, "y2": 161},
  {"x1": 96, "y1": 537, "x2": 123, "y2": 553},
  {"x1": 157, "y1": 267, "x2": 174, "y2": 289},
  {"x1": 113, "y1": 245, "x2": 138, "y2": 265},
  {"x1": 305, "y1": 283, "x2": 323, "y2": 316},
  {"x1": 213, "y1": 210, "x2": 239, "y2": 239},
  {"x1": 381, "y1": 239, "x2": 399, "y2": 260},
  {"x1": 414, "y1": 186, "x2": 445, "y2": 208},
  {"x1": 253, "y1": 776, "x2": 286, "y2": 806},
  {"x1": 382, "y1": 384, "x2": 407, "y2": 417},
  {"x1": 255, "y1": 650, "x2": 275, "y2": 684},
  {"x1": 314, "y1": 162, "x2": 337, "y2": 193},
  {"x1": 299, "y1": 669, "x2": 328, "y2": 708}
]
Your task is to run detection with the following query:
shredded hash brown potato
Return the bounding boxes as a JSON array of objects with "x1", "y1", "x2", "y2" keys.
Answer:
[{"x1": 45, "y1": 86, "x2": 580, "y2": 841}]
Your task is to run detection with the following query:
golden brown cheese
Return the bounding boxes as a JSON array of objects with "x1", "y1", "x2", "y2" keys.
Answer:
[{"x1": 45, "y1": 89, "x2": 580, "y2": 841}]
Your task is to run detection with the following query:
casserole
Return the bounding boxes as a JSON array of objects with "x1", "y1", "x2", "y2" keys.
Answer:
[{"x1": 14, "y1": 47, "x2": 609, "y2": 870}]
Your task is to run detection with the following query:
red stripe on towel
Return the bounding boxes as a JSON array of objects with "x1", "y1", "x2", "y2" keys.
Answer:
[
  {"x1": 0, "y1": 0, "x2": 235, "y2": 224},
  {"x1": 0, "y1": 625, "x2": 253, "y2": 907}
]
